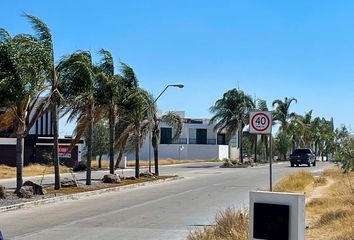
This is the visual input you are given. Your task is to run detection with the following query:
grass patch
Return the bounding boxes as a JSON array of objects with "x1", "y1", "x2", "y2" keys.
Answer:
[
  {"x1": 306, "y1": 167, "x2": 354, "y2": 240},
  {"x1": 0, "y1": 164, "x2": 71, "y2": 179},
  {"x1": 314, "y1": 177, "x2": 327, "y2": 187},
  {"x1": 188, "y1": 208, "x2": 248, "y2": 240},
  {"x1": 45, "y1": 176, "x2": 175, "y2": 195},
  {"x1": 273, "y1": 170, "x2": 314, "y2": 192},
  {"x1": 315, "y1": 209, "x2": 348, "y2": 226}
]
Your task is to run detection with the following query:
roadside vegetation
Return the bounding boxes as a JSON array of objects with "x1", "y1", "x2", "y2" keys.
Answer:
[
  {"x1": 188, "y1": 167, "x2": 354, "y2": 240},
  {"x1": 306, "y1": 168, "x2": 354, "y2": 240},
  {"x1": 45, "y1": 175, "x2": 175, "y2": 195}
]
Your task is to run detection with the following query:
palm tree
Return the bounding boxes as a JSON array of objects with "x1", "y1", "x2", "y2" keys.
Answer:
[
  {"x1": 272, "y1": 97, "x2": 297, "y2": 134},
  {"x1": 116, "y1": 88, "x2": 152, "y2": 178},
  {"x1": 95, "y1": 49, "x2": 122, "y2": 174},
  {"x1": 152, "y1": 112, "x2": 182, "y2": 176},
  {"x1": 24, "y1": 14, "x2": 62, "y2": 189},
  {"x1": 57, "y1": 51, "x2": 100, "y2": 185},
  {"x1": 113, "y1": 62, "x2": 139, "y2": 169},
  {"x1": 114, "y1": 62, "x2": 152, "y2": 178},
  {"x1": 275, "y1": 132, "x2": 292, "y2": 160},
  {"x1": 287, "y1": 119, "x2": 302, "y2": 151},
  {"x1": 296, "y1": 110, "x2": 313, "y2": 148},
  {"x1": 0, "y1": 29, "x2": 49, "y2": 192},
  {"x1": 210, "y1": 88, "x2": 254, "y2": 163}
]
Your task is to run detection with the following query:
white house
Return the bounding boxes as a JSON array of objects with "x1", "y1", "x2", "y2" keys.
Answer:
[{"x1": 125, "y1": 111, "x2": 240, "y2": 161}]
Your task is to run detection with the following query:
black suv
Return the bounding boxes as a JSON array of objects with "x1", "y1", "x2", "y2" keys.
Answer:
[{"x1": 289, "y1": 148, "x2": 316, "y2": 167}]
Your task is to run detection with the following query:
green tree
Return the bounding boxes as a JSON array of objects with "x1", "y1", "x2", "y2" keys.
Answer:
[
  {"x1": 57, "y1": 51, "x2": 100, "y2": 185},
  {"x1": 275, "y1": 132, "x2": 292, "y2": 160},
  {"x1": 24, "y1": 14, "x2": 62, "y2": 189},
  {"x1": 152, "y1": 111, "x2": 182, "y2": 175},
  {"x1": 114, "y1": 63, "x2": 152, "y2": 178},
  {"x1": 0, "y1": 29, "x2": 48, "y2": 192},
  {"x1": 336, "y1": 137, "x2": 354, "y2": 172},
  {"x1": 272, "y1": 97, "x2": 297, "y2": 134},
  {"x1": 85, "y1": 120, "x2": 109, "y2": 168},
  {"x1": 210, "y1": 88, "x2": 255, "y2": 163},
  {"x1": 121, "y1": 88, "x2": 152, "y2": 178},
  {"x1": 95, "y1": 49, "x2": 122, "y2": 174}
]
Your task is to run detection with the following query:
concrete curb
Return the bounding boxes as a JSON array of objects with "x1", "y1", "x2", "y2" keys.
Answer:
[{"x1": 0, "y1": 176, "x2": 183, "y2": 213}]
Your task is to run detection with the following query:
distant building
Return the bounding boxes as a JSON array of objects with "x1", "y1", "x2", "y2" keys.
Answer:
[
  {"x1": 0, "y1": 109, "x2": 83, "y2": 167},
  {"x1": 125, "y1": 111, "x2": 239, "y2": 161}
]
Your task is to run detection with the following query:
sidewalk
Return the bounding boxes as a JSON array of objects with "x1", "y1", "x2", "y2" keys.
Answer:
[{"x1": 0, "y1": 168, "x2": 136, "y2": 189}]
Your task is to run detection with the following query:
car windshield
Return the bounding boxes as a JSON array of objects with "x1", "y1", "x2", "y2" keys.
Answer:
[{"x1": 293, "y1": 149, "x2": 312, "y2": 154}]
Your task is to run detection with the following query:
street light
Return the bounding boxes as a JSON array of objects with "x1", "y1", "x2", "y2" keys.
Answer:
[{"x1": 148, "y1": 84, "x2": 184, "y2": 175}]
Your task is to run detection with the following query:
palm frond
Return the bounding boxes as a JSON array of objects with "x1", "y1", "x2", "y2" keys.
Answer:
[
  {"x1": 0, "y1": 28, "x2": 11, "y2": 42},
  {"x1": 120, "y1": 61, "x2": 138, "y2": 89},
  {"x1": 23, "y1": 13, "x2": 53, "y2": 50},
  {"x1": 98, "y1": 49, "x2": 114, "y2": 75}
]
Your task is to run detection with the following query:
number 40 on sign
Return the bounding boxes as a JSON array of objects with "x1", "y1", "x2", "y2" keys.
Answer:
[{"x1": 249, "y1": 111, "x2": 272, "y2": 134}]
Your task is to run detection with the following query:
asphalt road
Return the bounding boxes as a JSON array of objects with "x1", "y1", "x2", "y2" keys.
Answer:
[{"x1": 0, "y1": 161, "x2": 332, "y2": 240}]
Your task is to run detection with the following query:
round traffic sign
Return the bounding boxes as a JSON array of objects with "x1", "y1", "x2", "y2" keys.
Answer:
[{"x1": 251, "y1": 112, "x2": 271, "y2": 132}]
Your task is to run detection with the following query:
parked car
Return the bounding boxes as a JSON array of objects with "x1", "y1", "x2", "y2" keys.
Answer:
[{"x1": 289, "y1": 148, "x2": 316, "y2": 167}]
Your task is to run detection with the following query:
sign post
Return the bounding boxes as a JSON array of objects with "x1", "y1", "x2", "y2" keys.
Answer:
[{"x1": 249, "y1": 111, "x2": 273, "y2": 191}]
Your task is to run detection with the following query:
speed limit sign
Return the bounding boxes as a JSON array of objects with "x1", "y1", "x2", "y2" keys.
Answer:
[{"x1": 249, "y1": 111, "x2": 272, "y2": 134}]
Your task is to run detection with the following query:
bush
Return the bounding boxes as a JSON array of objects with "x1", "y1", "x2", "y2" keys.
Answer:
[
  {"x1": 188, "y1": 208, "x2": 248, "y2": 240},
  {"x1": 73, "y1": 162, "x2": 87, "y2": 172}
]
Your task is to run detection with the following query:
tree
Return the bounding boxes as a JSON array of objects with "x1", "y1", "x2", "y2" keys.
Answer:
[
  {"x1": 336, "y1": 137, "x2": 354, "y2": 172},
  {"x1": 24, "y1": 14, "x2": 62, "y2": 190},
  {"x1": 0, "y1": 29, "x2": 48, "y2": 192},
  {"x1": 272, "y1": 97, "x2": 297, "y2": 134},
  {"x1": 275, "y1": 132, "x2": 292, "y2": 160},
  {"x1": 118, "y1": 88, "x2": 152, "y2": 178},
  {"x1": 57, "y1": 51, "x2": 100, "y2": 185},
  {"x1": 114, "y1": 62, "x2": 152, "y2": 178},
  {"x1": 152, "y1": 111, "x2": 182, "y2": 175},
  {"x1": 210, "y1": 88, "x2": 255, "y2": 163},
  {"x1": 95, "y1": 49, "x2": 121, "y2": 174},
  {"x1": 84, "y1": 120, "x2": 109, "y2": 168}
]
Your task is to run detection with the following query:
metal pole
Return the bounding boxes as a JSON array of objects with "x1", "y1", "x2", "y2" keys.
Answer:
[
  {"x1": 269, "y1": 134, "x2": 273, "y2": 192},
  {"x1": 148, "y1": 107, "x2": 152, "y2": 172}
]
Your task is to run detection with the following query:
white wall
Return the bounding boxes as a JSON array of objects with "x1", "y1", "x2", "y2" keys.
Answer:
[
  {"x1": 0, "y1": 138, "x2": 16, "y2": 145},
  {"x1": 126, "y1": 143, "x2": 229, "y2": 161}
]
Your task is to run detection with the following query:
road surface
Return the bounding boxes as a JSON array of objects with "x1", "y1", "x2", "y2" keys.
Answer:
[{"x1": 0, "y1": 161, "x2": 332, "y2": 240}]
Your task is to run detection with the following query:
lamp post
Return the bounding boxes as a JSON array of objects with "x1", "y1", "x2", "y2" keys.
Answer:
[{"x1": 148, "y1": 84, "x2": 184, "y2": 175}]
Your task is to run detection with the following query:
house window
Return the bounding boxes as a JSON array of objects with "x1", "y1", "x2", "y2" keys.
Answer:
[
  {"x1": 160, "y1": 127, "x2": 172, "y2": 144},
  {"x1": 217, "y1": 133, "x2": 226, "y2": 145},
  {"x1": 196, "y1": 129, "x2": 207, "y2": 144}
]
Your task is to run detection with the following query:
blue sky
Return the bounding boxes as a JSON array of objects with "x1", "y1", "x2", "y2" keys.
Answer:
[{"x1": 2, "y1": 1, "x2": 354, "y2": 135}]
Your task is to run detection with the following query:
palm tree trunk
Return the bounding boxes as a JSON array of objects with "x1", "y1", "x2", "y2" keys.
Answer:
[
  {"x1": 16, "y1": 136, "x2": 24, "y2": 193},
  {"x1": 86, "y1": 101, "x2": 94, "y2": 185},
  {"x1": 98, "y1": 154, "x2": 102, "y2": 169},
  {"x1": 254, "y1": 135, "x2": 257, "y2": 163},
  {"x1": 109, "y1": 104, "x2": 115, "y2": 174},
  {"x1": 135, "y1": 132, "x2": 140, "y2": 178},
  {"x1": 265, "y1": 137, "x2": 269, "y2": 162},
  {"x1": 52, "y1": 69, "x2": 60, "y2": 190},
  {"x1": 52, "y1": 103, "x2": 60, "y2": 190},
  {"x1": 154, "y1": 146, "x2": 159, "y2": 176},
  {"x1": 239, "y1": 123, "x2": 244, "y2": 163},
  {"x1": 115, "y1": 150, "x2": 124, "y2": 169}
]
